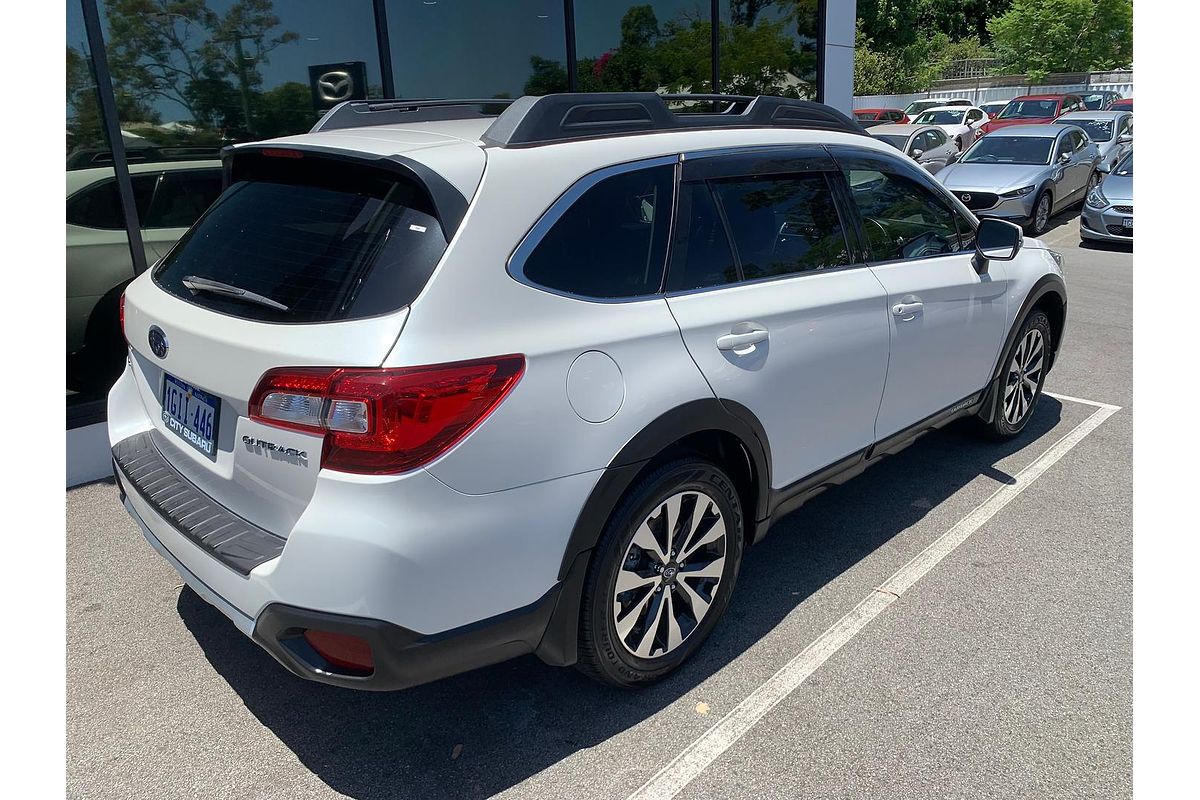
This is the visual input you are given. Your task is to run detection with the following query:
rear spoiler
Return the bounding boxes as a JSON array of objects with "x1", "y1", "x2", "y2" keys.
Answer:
[{"x1": 219, "y1": 143, "x2": 469, "y2": 243}]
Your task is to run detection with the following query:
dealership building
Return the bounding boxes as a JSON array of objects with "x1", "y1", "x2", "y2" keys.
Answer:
[{"x1": 66, "y1": 0, "x2": 855, "y2": 484}]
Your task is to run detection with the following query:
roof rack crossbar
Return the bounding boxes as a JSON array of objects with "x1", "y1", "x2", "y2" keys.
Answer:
[
  {"x1": 311, "y1": 98, "x2": 516, "y2": 133},
  {"x1": 478, "y1": 93, "x2": 867, "y2": 148}
]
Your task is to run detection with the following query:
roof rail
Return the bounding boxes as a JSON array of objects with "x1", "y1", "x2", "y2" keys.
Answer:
[
  {"x1": 480, "y1": 92, "x2": 868, "y2": 147},
  {"x1": 311, "y1": 98, "x2": 516, "y2": 133}
]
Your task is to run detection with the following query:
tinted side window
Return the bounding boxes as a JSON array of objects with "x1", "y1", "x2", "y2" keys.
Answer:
[
  {"x1": 710, "y1": 173, "x2": 850, "y2": 279},
  {"x1": 1056, "y1": 134, "x2": 1074, "y2": 158},
  {"x1": 144, "y1": 170, "x2": 223, "y2": 229},
  {"x1": 66, "y1": 174, "x2": 156, "y2": 229},
  {"x1": 666, "y1": 182, "x2": 738, "y2": 292},
  {"x1": 844, "y1": 169, "x2": 963, "y2": 261},
  {"x1": 521, "y1": 165, "x2": 674, "y2": 299},
  {"x1": 927, "y1": 129, "x2": 947, "y2": 148}
]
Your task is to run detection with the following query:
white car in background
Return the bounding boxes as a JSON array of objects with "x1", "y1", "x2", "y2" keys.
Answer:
[
  {"x1": 67, "y1": 159, "x2": 222, "y2": 393},
  {"x1": 910, "y1": 105, "x2": 989, "y2": 151},
  {"x1": 902, "y1": 97, "x2": 971, "y2": 120}
]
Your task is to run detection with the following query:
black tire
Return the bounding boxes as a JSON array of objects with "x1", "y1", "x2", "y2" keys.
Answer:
[
  {"x1": 1083, "y1": 169, "x2": 1101, "y2": 200},
  {"x1": 576, "y1": 458, "x2": 745, "y2": 687},
  {"x1": 1025, "y1": 191, "x2": 1052, "y2": 236},
  {"x1": 955, "y1": 136, "x2": 963, "y2": 151},
  {"x1": 978, "y1": 309, "x2": 1052, "y2": 440}
]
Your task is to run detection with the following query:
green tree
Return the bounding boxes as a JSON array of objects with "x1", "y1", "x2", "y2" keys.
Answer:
[
  {"x1": 988, "y1": 0, "x2": 1132, "y2": 77},
  {"x1": 253, "y1": 81, "x2": 315, "y2": 139},
  {"x1": 915, "y1": 1, "x2": 1013, "y2": 42},
  {"x1": 523, "y1": 55, "x2": 569, "y2": 95}
]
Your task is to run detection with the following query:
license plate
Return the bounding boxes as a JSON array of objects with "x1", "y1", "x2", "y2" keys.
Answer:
[
  {"x1": 1122, "y1": 217, "x2": 1133, "y2": 228},
  {"x1": 161, "y1": 373, "x2": 220, "y2": 461}
]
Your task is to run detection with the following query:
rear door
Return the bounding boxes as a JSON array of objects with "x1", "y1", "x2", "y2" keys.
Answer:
[
  {"x1": 664, "y1": 147, "x2": 890, "y2": 488},
  {"x1": 1055, "y1": 129, "x2": 1090, "y2": 201},
  {"x1": 830, "y1": 145, "x2": 1009, "y2": 439},
  {"x1": 119, "y1": 149, "x2": 475, "y2": 534}
]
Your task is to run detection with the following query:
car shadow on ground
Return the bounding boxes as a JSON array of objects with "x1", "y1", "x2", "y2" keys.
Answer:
[{"x1": 179, "y1": 398, "x2": 1066, "y2": 800}]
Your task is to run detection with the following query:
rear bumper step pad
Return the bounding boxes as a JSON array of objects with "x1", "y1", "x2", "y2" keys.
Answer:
[{"x1": 112, "y1": 431, "x2": 285, "y2": 575}]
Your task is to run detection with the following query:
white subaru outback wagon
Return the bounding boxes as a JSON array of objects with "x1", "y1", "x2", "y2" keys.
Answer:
[{"x1": 110, "y1": 93, "x2": 1066, "y2": 690}]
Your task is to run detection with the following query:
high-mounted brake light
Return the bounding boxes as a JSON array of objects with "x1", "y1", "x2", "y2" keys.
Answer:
[
  {"x1": 249, "y1": 355, "x2": 525, "y2": 475},
  {"x1": 260, "y1": 148, "x2": 304, "y2": 159}
]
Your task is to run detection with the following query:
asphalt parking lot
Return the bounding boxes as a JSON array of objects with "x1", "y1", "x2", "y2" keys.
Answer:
[{"x1": 66, "y1": 212, "x2": 1132, "y2": 800}]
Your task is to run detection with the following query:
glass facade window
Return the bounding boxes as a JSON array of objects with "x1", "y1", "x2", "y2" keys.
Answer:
[
  {"x1": 573, "y1": 1, "x2": 713, "y2": 94},
  {"x1": 720, "y1": 0, "x2": 819, "y2": 99},
  {"x1": 386, "y1": 1, "x2": 568, "y2": 98}
]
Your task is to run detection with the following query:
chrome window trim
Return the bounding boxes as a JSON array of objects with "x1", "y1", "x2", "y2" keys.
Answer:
[{"x1": 506, "y1": 154, "x2": 680, "y2": 305}]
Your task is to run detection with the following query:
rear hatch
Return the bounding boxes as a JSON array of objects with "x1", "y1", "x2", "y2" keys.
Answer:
[{"x1": 120, "y1": 147, "x2": 474, "y2": 535}]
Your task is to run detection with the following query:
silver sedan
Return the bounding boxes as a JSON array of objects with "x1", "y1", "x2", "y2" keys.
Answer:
[
  {"x1": 935, "y1": 124, "x2": 1101, "y2": 235},
  {"x1": 1081, "y1": 150, "x2": 1132, "y2": 244},
  {"x1": 1056, "y1": 110, "x2": 1133, "y2": 172},
  {"x1": 867, "y1": 123, "x2": 960, "y2": 175}
]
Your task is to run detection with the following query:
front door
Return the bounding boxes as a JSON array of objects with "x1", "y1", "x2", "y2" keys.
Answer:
[
  {"x1": 831, "y1": 147, "x2": 1010, "y2": 440},
  {"x1": 664, "y1": 148, "x2": 891, "y2": 488}
]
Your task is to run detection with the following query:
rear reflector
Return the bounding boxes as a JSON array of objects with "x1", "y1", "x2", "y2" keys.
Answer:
[
  {"x1": 302, "y1": 630, "x2": 374, "y2": 674},
  {"x1": 249, "y1": 355, "x2": 525, "y2": 474}
]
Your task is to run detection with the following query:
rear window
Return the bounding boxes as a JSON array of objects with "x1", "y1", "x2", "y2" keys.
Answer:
[{"x1": 153, "y1": 155, "x2": 446, "y2": 323}]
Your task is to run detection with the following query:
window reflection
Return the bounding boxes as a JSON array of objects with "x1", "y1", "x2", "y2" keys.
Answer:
[
  {"x1": 720, "y1": 1, "x2": 819, "y2": 99},
  {"x1": 387, "y1": 1, "x2": 568, "y2": 98},
  {"x1": 574, "y1": 2, "x2": 713, "y2": 93}
]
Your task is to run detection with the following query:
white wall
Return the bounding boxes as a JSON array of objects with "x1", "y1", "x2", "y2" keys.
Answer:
[
  {"x1": 67, "y1": 422, "x2": 113, "y2": 488},
  {"x1": 854, "y1": 78, "x2": 1134, "y2": 110}
]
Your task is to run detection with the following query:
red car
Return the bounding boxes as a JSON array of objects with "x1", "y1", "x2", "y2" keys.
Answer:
[
  {"x1": 979, "y1": 94, "x2": 1087, "y2": 134},
  {"x1": 1111, "y1": 97, "x2": 1133, "y2": 112},
  {"x1": 853, "y1": 108, "x2": 908, "y2": 125}
]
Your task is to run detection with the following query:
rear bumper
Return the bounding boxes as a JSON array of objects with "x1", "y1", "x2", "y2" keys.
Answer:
[
  {"x1": 251, "y1": 594, "x2": 557, "y2": 691},
  {"x1": 108, "y1": 365, "x2": 600, "y2": 689}
]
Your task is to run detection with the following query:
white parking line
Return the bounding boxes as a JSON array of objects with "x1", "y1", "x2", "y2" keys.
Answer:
[{"x1": 627, "y1": 394, "x2": 1121, "y2": 800}]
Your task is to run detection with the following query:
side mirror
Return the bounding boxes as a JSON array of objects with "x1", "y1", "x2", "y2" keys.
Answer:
[
  {"x1": 1058, "y1": 151, "x2": 1071, "y2": 164},
  {"x1": 1097, "y1": 161, "x2": 1112, "y2": 174},
  {"x1": 910, "y1": 148, "x2": 924, "y2": 159},
  {"x1": 1118, "y1": 133, "x2": 1133, "y2": 144},
  {"x1": 976, "y1": 218, "x2": 1024, "y2": 265},
  {"x1": 948, "y1": 151, "x2": 960, "y2": 164}
]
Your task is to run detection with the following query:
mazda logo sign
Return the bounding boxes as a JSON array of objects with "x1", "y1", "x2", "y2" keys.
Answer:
[
  {"x1": 148, "y1": 326, "x2": 169, "y2": 359},
  {"x1": 316, "y1": 71, "x2": 353, "y2": 102},
  {"x1": 961, "y1": 193, "x2": 972, "y2": 203}
]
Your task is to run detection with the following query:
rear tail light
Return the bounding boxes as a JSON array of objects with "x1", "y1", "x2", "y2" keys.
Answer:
[
  {"x1": 119, "y1": 291, "x2": 127, "y2": 344},
  {"x1": 249, "y1": 355, "x2": 525, "y2": 474},
  {"x1": 302, "y1": 630, "x2": 374, "y2": 674}
]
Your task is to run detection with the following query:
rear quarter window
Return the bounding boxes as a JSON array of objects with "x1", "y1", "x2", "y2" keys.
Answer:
[
  {"x1": 153, "y1": 155, "x2": 447, "y2": 323},
  {"x1": 515, "y1": 163, "x2": 675, "y2": 299}
]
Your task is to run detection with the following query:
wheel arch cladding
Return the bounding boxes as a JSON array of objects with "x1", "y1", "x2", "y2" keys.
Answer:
[
  {"x1": 534, "y1": 398, "x2": 770, "y2": 667},
  {"x1": 978, "y1": 273, "x2": 1066, "y2": 423}
]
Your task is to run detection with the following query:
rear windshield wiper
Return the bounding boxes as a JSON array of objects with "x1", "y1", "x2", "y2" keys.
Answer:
[{"x1": 182, "y1": 275, "x2": 290, "y2": 313}]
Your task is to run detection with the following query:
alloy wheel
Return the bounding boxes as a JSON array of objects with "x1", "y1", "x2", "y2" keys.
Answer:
[
  {"x1": 1003, "y1": 328, "x2": 1045, "y2": 425},
  {"x1": 612, "y1": 490, "x2": 727, "y2": 659},
  {"x1": 1035, "y1": 195, "x2": 1051, "y2": 233}
]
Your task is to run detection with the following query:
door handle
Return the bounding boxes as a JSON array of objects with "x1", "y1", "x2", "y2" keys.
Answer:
[
  {"x1": 716, "y1": 325, "x2": 769, "y2": 351},
  {"x1": 892, "y1": 301, "x2": 924, "y2": 318}
]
